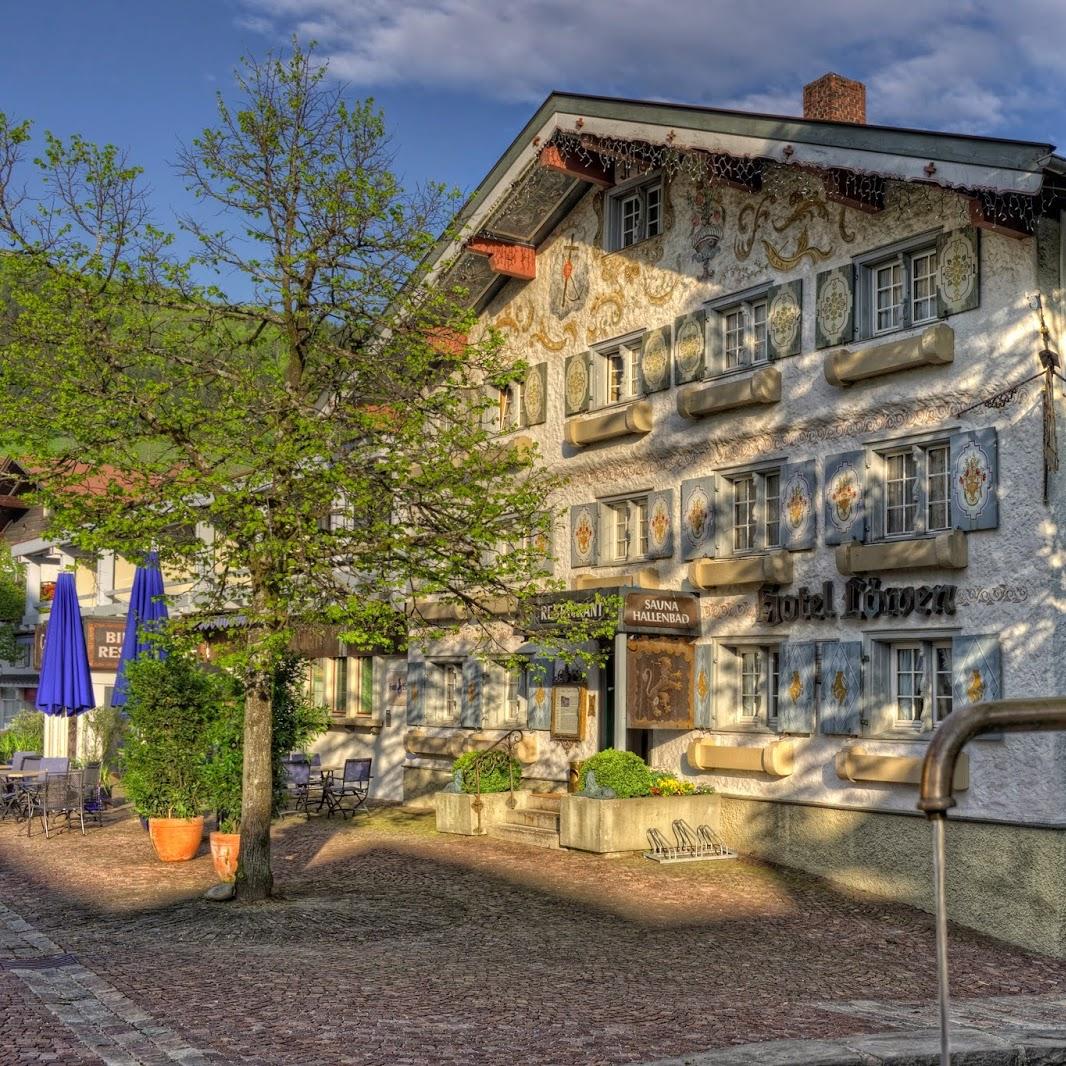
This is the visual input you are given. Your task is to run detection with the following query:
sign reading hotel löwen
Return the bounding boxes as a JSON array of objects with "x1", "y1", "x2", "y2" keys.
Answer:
[{"x1": 757, "y1": 576, "x2": 957, "y2": 626}]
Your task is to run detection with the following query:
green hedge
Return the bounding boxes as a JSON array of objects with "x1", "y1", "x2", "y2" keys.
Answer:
[
  {"x1": 452, "y1": 749, "x2": 521, "y2": 794},
  {"x1": 578, "y1": 749, "x2": 653, "y2": 798}
]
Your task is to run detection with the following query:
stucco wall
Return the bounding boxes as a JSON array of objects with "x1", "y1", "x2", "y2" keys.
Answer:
[{"x1": 417, "y1": 162, "x2": 1066, "y2": 827}]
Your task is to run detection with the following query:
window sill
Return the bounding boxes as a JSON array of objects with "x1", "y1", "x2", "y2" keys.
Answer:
[
  {"x1": 835, "y1": 747, "x2": 969, "y2": 790},
  {"x1": 565, "y1": 400, "x2": 653, "y2": 447},
  {"x1": 329, "y1": 718, "x2": 383, "y2": 734},
  {"x1": 824, "y1": 323, "x2": 954, "y2": 387},
  {"x1": 687, "y1": 737, "x2": 796, "y2": 776},
  {"x1": 689, "y1": 549, "x2": 792, "y2": 589},
  {"x1": 835, "y1": 529, "x2": 967, "y2": 574},
  {"x1": 572, "y1": 566, "x2": 660, "y2": 591},
  {"x1": 677, "y1": 366, "x2": 780, "y2": 420}
]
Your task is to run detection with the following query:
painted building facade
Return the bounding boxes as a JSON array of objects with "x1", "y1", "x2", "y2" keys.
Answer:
[{"x1": 403, "y1": 76, "x2": 1066, "y2": 951}]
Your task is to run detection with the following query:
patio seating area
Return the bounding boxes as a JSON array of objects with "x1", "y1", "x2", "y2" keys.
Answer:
[
  {"x1": 0, "y1": 754, "x2": 107, "y2": 838},
  {"x1": 282, "y1": 754, "x2": 372, "y2": 819}
]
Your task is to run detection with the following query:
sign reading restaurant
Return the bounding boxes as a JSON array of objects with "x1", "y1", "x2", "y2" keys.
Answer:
[
  {"x1": 526, "y1": 589, "x2": 700, "y2": 636},
  {"x1": 758, "y1": 576, "x2": 957, "y2": 626}
]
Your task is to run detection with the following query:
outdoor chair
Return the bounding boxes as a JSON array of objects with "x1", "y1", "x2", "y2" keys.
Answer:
[
  {"x1": 10, "y1": 751, "x2": 39, "y2": 770},
  {"x1": 38, "y1": 757, "x2": 69, "y2": 774},
  {"x1": 3, "y1": 757, "x2": 42, "y2": 823},
  {"x1": 326, "y1": 758, "x2": 372, "y2": 819},
  {"x1": 80, "y1": 763, "x2": 104, "y2": 828},
  {"x1": 282, "y1": 760, "x2": 325, "y2": 818},
  {"x1": 26, "y1": 770, "x2": 86, "y2": 838}
]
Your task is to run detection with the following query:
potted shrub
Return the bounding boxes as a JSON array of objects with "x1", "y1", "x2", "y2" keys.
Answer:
[
  {"x1": 204, "y1": 682, "x2": 245, "y2": 882},
  {"x1": 435, "y1": 748, "x2": 524, "y2": 835},
  {"x1": 122, "y1": 651, "x2": 223, "y2": 862},
  {"x1": 561, "y1": 749, "x2": 717, "y2": 854}
]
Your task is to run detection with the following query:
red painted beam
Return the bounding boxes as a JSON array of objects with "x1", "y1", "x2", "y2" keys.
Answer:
[
  {"x1": 466, "y1": 237, "x2": 536, "y2": 281},
  {"x1": 538, "y1": 144, "x2": 614, "y2": 188},
  {"x1": 0, "y1": 495, "x2": 29, "y2": 510}
]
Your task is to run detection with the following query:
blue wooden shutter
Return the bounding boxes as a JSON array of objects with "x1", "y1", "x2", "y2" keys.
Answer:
[
  {"x1": 815, "y1": 264, "x2": 855, "y2": 349},
  {"x1": 779, "y1": 641, "x2": 816, "y2": 734},
  {"x1": 640, "y1": 325, "x2": 672, "y2": 393},
  {"x1": 951, "y1": 634, "x2": 1002, "y2": 709},
  {"x1": 867, "y1": 452, "x2": 885, "y2": 542},
  {"x1": 950, "y1": 428, "x2": 998, "y2": 531},
  {"x1": 819, "y1": 641, "x2": 863, "y2": 735},
  {"x1": 461, "y1": 659, "x2": 483, "y2": 728},
  {"x1": 937, "y1": 226, "x2": 980, "y2": 316},
  {"x1": 645, "y1": 489, "x2": 674, "y2": 560},
  {"x1": 694, "y1": 644, "x2": 713, "y2": 728},
  {"x1": 780, "y1": 460, "x2": 817, "y2": 550},
  {"x1": 524, "y1": 658, "x2": 554, "y2": 730},
  {"x1": 911, "y1": 444, "x2": 929, "y2": 533},
  {"x1": 680, "y1": 477, "x2": 715, "y2": 560},
  {"x1": 715, "y1": 644, "x2": 739, "y2": 727},
  {"x1": 522, "y1": 362, "x2": 547, "y2": 426},
  {"x1": 406, "y1": 660, "x2": 426, "y2": 725},
  {"x1": 865, "y1": 640, "x2": 892, "y2": 735},
  {"x1": 705, "y1": 310, "x2": 726, "y2": 378},
  {"x1": 570, "y1": 503, "x2": 599, "y2": 567},
  {"x1": 765, "y1": 279, "x2": 803, "y2": 359},
  {"x1": 823, "y1": 450, "x2": 866, "y2": 545},
  {"x1": 714, "y1": 474, "x2": 733, "y2": 556},
  {"x1": 673, "y1": 310, "x2": 706, "y2": 384},
  {"x1": 564, "y1": 351, "x2": 591, "y2": 415}
]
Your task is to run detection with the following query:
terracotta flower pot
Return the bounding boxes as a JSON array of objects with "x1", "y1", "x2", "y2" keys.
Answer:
[
  {"x1": 148, "y1": 816, "x2": 205, "y2": 862},
  {"x1": 209, "y1": 831, "x2": 241, "y2": 883}
]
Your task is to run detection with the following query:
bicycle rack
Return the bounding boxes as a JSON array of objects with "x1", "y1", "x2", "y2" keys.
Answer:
[{"x1": 643, "y1": 819, "x2": 738, "y2": 863}]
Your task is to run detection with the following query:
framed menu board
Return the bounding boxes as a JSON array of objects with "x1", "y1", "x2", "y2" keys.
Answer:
[{"x1": 550, "y1": 685, "x2": 588, "y2": 741}]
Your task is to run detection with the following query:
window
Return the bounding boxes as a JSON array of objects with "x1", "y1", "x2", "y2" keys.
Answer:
[
  {"x1": 607, "y1": 176, "x2": 663, "y2": 250},
  {"x1": 726, "y1": 469, "x2": 781, "y2": 553},
  {"x1": 604, "y1": 495, "x2": 648, "y2": 563},
  {"x1": 728, "y1": 645, "x2": 780, "y2": 725},
  {"x1": 722, "y1": 297, "x2": 768, "y2": 369},
  {"x1": 860, "y1": 238, "x2": 939, "y2": 338},
  {"x1": 596, "y1": 339, "x2": 641, "y2": 406},
  {"x1": 891, "y1": 640, "x2": 953, "y2": 726},
  {"x1": 878, "y1": 442, "x2": 952, "y2": 538},
  {"x1": 307, "y1": 657, "x2": 372, "y2": 719},
  {"x1": 426, "y1": 661, "x2": 463, "y2": 725},
  {"x1": 486, "y1": 661, "x2": 528, "y2": 728}
]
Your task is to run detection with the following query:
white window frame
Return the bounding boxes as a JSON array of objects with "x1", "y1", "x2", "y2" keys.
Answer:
[
  {"x1": 890, "y1": 639, "x2": 953, "y2": 730},
  {"x1": 594, "y1": 335, "x2": 642, "y2": 408},
  {"x1": 728, "y1": 644, "x2": 780, "y2": 727},
  {"x1": 487, "y1": 660, "x2": 528, "y2": 729},
  {"x1": 876, "y1": 440, "x2": 953, "y2": 539},
  {"x1": 725, "y1": 466, "x2": 782, "y2": 555},
  {"x1": 856, "y1": 232, "x2": 940, "y2": 340},
  {"x1": 722, "y1": 297, "x2": 769, "y2": 369},
  {"x1": 425, "y1": 660, "x2": 463, "y2": 726},
  {"x1": 603, "y1": 494, "x2": 649, "y2": 564},
  {"x1": 606, "y1": 173, "x2": 664, "y2": 251},
  {"x1": 306, "y1": 656, "x2": 369, "y2": 719}
]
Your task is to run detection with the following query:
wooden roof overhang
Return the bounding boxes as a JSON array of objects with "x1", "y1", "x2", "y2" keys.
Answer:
[{"x1": 429, "y1": 92, "x2": 1065, "y2": 313}]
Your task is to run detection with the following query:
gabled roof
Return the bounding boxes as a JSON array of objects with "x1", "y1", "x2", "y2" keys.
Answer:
[{"x1": 430, "y1": 91, "x2": 1065, "y2": 309}]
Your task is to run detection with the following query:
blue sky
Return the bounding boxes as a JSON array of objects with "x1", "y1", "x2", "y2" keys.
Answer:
[{"x1": 1, "y1": 0, "x2": 1064, "y2": 243}]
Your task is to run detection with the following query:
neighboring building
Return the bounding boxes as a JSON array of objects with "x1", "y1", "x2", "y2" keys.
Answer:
[{"x1": 404, "y1": 74, "x2": 1066, "y2": 953}]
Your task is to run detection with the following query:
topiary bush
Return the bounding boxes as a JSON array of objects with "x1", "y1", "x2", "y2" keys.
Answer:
[
  {"x1": 452, "y1": 749, "x2": 522, "y2": 794},
  {"x1": 578, "y1": 749, "x2": 654, "y2": 798}
]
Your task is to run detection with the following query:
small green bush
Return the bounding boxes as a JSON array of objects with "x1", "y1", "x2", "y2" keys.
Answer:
[
  {"x1": 0, "y1": 708, "x2": 45, "y2": 762},
  {"x1": 578, "y1": 749, "x2": 654, "y2": 798},
  {"x1": 452, "y1": 749, "x2": 521, "y2": 794}
]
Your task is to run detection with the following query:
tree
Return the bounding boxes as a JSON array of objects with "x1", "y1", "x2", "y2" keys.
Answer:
[{"x1": 0, "y1": 45, "x2": 571, "y2": 899}]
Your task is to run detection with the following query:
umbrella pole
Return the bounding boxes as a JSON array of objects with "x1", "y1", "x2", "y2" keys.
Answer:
[{"x1": 67, "y1": 715, "x2": 78, "y2": 762}]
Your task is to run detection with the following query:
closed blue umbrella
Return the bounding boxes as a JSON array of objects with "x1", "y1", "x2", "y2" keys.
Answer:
[
  {"x1": 111, "y1": 551, "x2": 169, "y2": 707},
  {"x1": 36, "y1": 571, "x2": 95, "y2": 718}
]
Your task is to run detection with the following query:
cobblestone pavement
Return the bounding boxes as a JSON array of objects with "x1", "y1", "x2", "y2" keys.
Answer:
[{"x1": 2, "y1": 807, "x2": 1066, "y2": 1065}]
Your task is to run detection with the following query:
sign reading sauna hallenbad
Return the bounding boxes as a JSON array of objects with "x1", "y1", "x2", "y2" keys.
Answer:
[{"x1": 757, "y1": 576, "x2": 958, "y2": 626}]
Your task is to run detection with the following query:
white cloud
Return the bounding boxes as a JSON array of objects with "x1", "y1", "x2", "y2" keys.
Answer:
[{"x1": 235, "y1": 0, "x2": 1063, "y2": 139}]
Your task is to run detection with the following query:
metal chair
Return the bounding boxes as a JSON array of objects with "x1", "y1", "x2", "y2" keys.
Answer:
[
  {"x1": 326, "y1": 758, "x2": 372, "y2": 819},
  {"x1": 26, "y1": 771, "x2": 86, "y2": 838},
  {"x1": 10, "y1": 751, "x2": 40, "y2": 771},
  {"x1": 283, "y1": 760, "x2": 324, "y2": 817},
  {"x1": 38, "y1": 757, "x2": 70, "y2": 774},
  {"x1": 80, "y1": 763, "x2": 104, "y2": 828}
]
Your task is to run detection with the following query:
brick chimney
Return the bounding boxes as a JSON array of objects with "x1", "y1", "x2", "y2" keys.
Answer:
[{"x1": 803, "y1": 73, "x2": 866, "y2": 124}]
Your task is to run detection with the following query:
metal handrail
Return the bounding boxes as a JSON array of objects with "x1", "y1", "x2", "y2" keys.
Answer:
[{"x1": 470, "y1": 728, "x2": 524, "y2": 834}]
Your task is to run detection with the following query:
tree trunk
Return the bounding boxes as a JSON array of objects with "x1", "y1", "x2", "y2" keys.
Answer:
[{"x1": 237, "y1": 669, "x2": 274, "y2": 900}]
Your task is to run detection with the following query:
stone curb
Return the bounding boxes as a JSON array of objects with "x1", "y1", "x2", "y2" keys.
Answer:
[{"x1": 636, "y1": 1024, "x2": 1066, "y2": 1065}]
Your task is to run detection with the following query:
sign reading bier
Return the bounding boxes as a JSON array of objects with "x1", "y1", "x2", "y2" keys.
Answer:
[
  {"x1": 623, "y1": 592, "x2": 700, "y2": 634},
  {"x1": 86, "y1": 620, "x2": 127, "y2": 671}
]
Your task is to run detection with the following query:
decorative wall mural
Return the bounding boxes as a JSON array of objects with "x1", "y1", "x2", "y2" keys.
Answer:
[
  {"x1": 531, "y1": 321, "x2": 578, "y2": 352},
  {"x1": 549, "y1": 234, "x2": 590, "y2": 320},
  {"x1": 827, "y1": 461, "x2": 861, "y2": 532},
  {"x1": 735, "y1": 189, "x2": 853, "y2": 269},
  {"x1": 586, "y1": 291, "x2": 625, "y2": 341},
  {"x1": 768, "y1": 286, "x2": 802, "y2": 353},
  {"x1": 494, "y1": 303, "x2": 535, "y2": 335},
  {"x1": 642, "y1": 263, "x2": 681, "y2": 306},
  {"x1": 627, "y1": 637, "x2": 694, "y2": 730},
  {"x1": 690, "y1": 188, "x2": 725, "y2": 279}
]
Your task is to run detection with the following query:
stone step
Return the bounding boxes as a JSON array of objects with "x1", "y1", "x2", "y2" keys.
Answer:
[
  {"x1": 509, "y1": 809, "x2": 560, "y2": 831},
  {"x1": 523, "y1": 792, "x2": 564, "y2": 812},
  {"x1": 489, "y1": 822, "x2": 560, "y2": 849}
]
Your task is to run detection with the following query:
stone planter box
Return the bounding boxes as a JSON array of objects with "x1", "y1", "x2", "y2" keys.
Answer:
[
  {"x1": 434, "y1": 791, "x2": 515, "y2": 835},
  {"x1": 559, "y1": 794, "x2": 722, "y2": 854}
]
